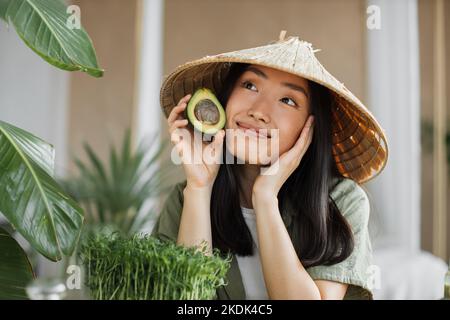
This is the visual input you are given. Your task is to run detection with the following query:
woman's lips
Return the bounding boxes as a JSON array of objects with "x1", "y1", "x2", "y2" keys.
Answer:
[{"x1": 236, "y1": 122, "x2": 271, "y2": 138}]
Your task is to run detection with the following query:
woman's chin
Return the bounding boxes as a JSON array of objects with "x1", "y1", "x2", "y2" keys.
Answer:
[{"x1": 225, "y1": 145, "x2": 275, "y2": 166}]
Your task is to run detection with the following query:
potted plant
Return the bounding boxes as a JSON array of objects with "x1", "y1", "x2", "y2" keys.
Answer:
[
  {"x1": 80, "y1": 233, "x2": 231, "y2": 300},
  {"x1": 60, "y1": 129, "x2": 173, "y2": 239}
]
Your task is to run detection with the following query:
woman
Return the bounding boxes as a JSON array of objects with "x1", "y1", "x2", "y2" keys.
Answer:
[{"x1": 152, "y1": 32, "x2": 388, "y2": 300}]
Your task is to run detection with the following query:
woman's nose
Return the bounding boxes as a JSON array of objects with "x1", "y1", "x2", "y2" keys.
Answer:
[{"x1": 248, "y1": 98, "x2": 270, "y2": 123}]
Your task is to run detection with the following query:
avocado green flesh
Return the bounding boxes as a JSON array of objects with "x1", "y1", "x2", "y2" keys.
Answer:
[{"x1": 186, "y1": 88, "x2": 226, "y2": 134}]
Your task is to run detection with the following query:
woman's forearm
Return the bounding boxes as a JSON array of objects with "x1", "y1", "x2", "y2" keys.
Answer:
[
  {"x1": 177, "y1": 184, "x2": 213, "y2": 255},
  {"x1": 253, "y1": 194, "x2": 321, "y2": 299}
]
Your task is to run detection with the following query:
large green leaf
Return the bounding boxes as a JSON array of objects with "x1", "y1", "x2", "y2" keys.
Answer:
[
  {"x1": 1, "y1": 0, "x2": 103, "y2": 77},
  {"x1": 0, "y1": 120, "x2": 84, "y2": 261},
  {"x1": 0, "y1": 0, "x2": 8, "y2": 20},
  {"x1": 0, "y1": 227, "x2": 35, "y2": 299}
]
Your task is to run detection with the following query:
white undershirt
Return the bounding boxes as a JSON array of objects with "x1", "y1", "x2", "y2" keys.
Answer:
[{"x1": 236, "y1": 207, "x2": 269, "y2": 300}]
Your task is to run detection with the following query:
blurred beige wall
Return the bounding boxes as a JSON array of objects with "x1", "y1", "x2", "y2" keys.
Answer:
[
  {"x1": 67, "y1": 0, "x2": 139, "y2": 174},
  {"x1": 163, "y1": 0, "x2": 367, "y2": 99},
  {"x1": 418, "y1": 0, "x2": 450, "y2": 260},
  {"x1": 162, "y1": 0, "x2": 368, "y2": 183}
]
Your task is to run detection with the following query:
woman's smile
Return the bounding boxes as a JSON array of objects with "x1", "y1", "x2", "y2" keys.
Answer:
[{"x1": 236, "y1": 121, "x2": 272, "y2": 139}]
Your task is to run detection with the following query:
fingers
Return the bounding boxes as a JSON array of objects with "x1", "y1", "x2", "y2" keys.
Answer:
[
  {"x1": 169, "y1": 119, "x2": 189, "y2": 134},
  {"x1": 203, "y1": 130, "x2": 225, "y2": 163},
  {"x1": 168, "y1": 94, "x2": 192, "y2": 144},
  {"x1": 294, "y1": 115, "x2": 314, "y2": 153},
  {"x1": 167, "y1": 94, "x2": 192, "y2": 125},
  {"x1": 178, "y1": 93, "x2": 192, "y2": 106},
  {"x1": 282, "y1": 115, "x2": 314, "y2": 165},
  {"x1": 203, "y1": 130, "x2": 225, "y2": 152},
  {"x1": 170, "y1": 119, "x2": 189, "y2": 143},
  {"x1": 167, "y1": 103, "x2": 187, "y2": 124},
  {"x1": 303, "y1": 116, "x2": 314, "y2": 151},
  {"x1": 212, "y1": 130, "x2": 225, "y2": 149}
]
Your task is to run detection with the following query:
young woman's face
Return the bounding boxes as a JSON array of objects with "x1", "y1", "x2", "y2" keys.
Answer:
[{"x1": 225, "y1": 65, "x2": 312, "y2": 165}]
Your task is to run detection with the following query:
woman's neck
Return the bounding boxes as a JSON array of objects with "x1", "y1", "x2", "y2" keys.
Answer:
[{"x1": 236, "y1": 164, "x2": 261, "y2": 209}]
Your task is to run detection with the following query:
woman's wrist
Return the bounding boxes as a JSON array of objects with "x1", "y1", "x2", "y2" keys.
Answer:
[
  {"x1": 252, "y1": 190, "x2": 278, "y2": 209},
  {"x1": 184, "y1": 182, "x2": 213, "y2": 197}
]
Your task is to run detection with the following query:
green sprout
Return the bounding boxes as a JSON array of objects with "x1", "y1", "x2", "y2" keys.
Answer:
[{"x1": 79, "y1": 234, "x2": 231, "y2": 300}]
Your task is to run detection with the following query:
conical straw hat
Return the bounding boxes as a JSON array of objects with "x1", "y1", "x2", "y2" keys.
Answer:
[{"x1": 160, "y1": 31, "x2": 388, "y2": 184}]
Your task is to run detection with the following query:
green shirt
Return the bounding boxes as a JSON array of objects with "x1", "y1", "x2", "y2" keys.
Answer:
[{"x1": 151, "y1": 177, "x2": 374, "y2": 300}]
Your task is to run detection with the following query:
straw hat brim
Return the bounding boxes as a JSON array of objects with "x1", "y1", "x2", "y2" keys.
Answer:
[{"x1": 160, "y1": 38, "x2": 388, "y2": 184}]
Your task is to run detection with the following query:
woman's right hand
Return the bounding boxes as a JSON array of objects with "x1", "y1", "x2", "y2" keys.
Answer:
[{"x1": 168, "y1": 94, "x2": 225, "y2": 190}]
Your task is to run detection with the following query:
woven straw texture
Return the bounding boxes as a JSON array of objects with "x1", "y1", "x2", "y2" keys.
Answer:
[{"x1": 160, "y1": 34, "x2": 388, "y2": 184}]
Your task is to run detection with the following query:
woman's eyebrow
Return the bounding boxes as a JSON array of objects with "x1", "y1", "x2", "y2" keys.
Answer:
[
  {"x1": 246, "y1": 66, "x2": 268, "y2": 79},
  {"x1": 282, "y1": 82, "x2": 309, "y2": 99},
  {"x1": 245, "y1": 66, "x2": 309, "y2": 99}
]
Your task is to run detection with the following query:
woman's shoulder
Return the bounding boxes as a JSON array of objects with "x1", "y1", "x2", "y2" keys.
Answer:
[
  {"x1": 330, "y1": 176, "x2": 368, "y2": 199},
  {"x1": 329, "y1": 176, "x2": 370, "y2": 222},
  {"x1": 173, "y1": 179, "x2": 188, "y2": 195},
  {"x1": 165, "y1": 179, "x2": 188, "y2": 209},
  {"x1": 158, "y1": 179, "x2": 187, "y2": 206},
  {"x1": 150, "y1": 179, "x2": 187, "y2": 241}
]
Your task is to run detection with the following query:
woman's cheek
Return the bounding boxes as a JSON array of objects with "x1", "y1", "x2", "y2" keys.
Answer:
[{"x1": 278, "y1": 129, "x2": 299, "y2": 153}]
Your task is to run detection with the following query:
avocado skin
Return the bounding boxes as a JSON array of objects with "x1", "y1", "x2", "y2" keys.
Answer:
[{"x1": 185, "y1": 88, "x2": 226, "y2": 135}]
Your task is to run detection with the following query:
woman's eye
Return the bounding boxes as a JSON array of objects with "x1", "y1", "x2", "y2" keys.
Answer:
[
  {"x1": 241, "y1": 81, "x2": 298, "y2": 107},
  {"x1": 242, "y1": 81, "x2": 257, "y2": 91},
  {"x1": 281, "y1": 97, "x2": 297, "y2": 107}
]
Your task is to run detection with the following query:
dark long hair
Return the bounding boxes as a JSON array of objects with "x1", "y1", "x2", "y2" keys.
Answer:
[{"x1": 210, "y1": 63, "x2": 354, "y2": 268}]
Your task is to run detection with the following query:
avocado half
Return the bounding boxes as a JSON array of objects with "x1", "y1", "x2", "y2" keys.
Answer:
[{"x1": 185, "y1": 88, "x2": 226, "y2": 135}]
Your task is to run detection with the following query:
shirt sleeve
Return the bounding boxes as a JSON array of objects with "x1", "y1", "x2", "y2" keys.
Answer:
[
  {"x1": 306, "y1": 178, "x2": 374, "y2": 300},
  {"x1": 150, "y1": 180, "x2": 187, "y2": 242}
]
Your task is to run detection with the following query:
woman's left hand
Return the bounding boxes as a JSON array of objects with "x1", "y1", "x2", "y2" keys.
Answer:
[{"x1": 252, "y1": 115, "x2": 315, "y2": 202}]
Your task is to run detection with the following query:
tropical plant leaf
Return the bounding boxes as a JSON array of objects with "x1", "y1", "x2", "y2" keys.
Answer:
[
  {"x1": 1, "y1": 0, "x2": 103, "y2": 77},
  {"x1": 0, "y1": 0, "x2": 9, "y2": 20},
  {"x1": 0, "y1": 120, "x2": 84, "y2": 261},
  {"x1": 0, "y1": 227, "x2": 35, "y2": 299}
]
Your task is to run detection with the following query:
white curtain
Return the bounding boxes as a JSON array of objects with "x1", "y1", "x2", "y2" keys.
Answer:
[
  {"x1": 365, "y1": 0, "x2": 421, "y2": 253},
  {"x1": 133, "y1": 0, "x2": 165, "y2": 233},
  {"x1": 366, "y1": 0, "x2": 448, "y2": 299}
]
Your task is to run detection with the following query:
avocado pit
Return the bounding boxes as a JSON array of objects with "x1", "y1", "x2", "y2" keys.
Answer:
[{"x1": 194, "y1": 99, "x2": 220, "y2": 125}]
